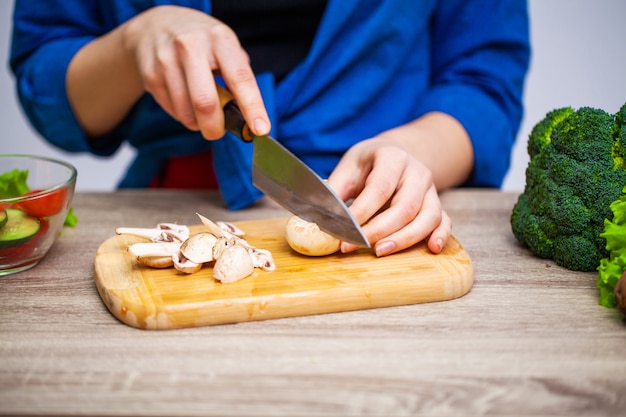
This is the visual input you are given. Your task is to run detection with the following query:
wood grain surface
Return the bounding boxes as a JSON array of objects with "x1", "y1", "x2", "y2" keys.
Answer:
[
  {"x1": 1, "y1": 190, "x2": 624, "y2": 417},
  {"x1": 94, "y1": 218, "x2": 473, "y2": 329}
]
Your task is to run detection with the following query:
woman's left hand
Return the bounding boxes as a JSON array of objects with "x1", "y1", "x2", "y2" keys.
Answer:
[{"x1": 328, "y1": 137, "x2": 452, "y2": 257}]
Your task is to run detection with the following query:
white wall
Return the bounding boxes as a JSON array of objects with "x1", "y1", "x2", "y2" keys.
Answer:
[
  {"x1": 502, "y1": 0, "x2": 626, "y2": 191},
  {"x1": 1, "y1": 0, "x2": 625, "y2": 192}
]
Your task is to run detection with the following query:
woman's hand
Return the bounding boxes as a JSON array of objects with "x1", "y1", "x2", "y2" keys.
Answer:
[
  {"x1": 67, "y1": 5, "x2": 270, "y2": 139},
  {"x1": 124, "y1": 6, "x2": 270, "y2": 138},
  {"x1": 328, "y1": 112, "x2": 473, "y2": 257},
  {"x1": 328, "y1": 139, "x2": 451, "y2": 256}
]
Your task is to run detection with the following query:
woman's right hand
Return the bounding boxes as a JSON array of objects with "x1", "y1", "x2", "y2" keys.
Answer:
[
  {"x1": 124, "y1": 5, "x2": 270, "y2": 139},
  {"x1": 67, "y1": 5, "x2": 270, "y2": 139}
]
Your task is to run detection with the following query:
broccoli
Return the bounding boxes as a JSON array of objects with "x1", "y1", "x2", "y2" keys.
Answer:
[{"x1": 511, "y1": 103, "x2": 626, "y2": 271}]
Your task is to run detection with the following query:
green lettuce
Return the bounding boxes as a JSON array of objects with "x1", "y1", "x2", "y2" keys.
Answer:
[
  {"x1": 597, "y1": 186, "x2": 626, "y2": 308},
  {"x1": 0, "y1": 168, "x2": 30, "y2": 198}
]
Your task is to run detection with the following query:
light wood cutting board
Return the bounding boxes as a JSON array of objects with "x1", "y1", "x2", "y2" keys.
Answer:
[{"x1": 94, "y1": 217, "x2": 473, "y2": 329}]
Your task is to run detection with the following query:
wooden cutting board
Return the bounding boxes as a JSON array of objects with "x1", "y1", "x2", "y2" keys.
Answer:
[{"x1": 94, "y1": 217, "x2": 473, "y2": 329}]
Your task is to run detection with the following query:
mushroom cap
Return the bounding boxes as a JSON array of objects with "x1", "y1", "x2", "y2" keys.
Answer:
[
  {"x1": 213, "y1": 241, "x2": 255, "y2": 283},
  {"x1": 180, "y1": 232, "x2": 218, "y2": 264},
  {"x1": 285, "y1": 215, "x2": 340, "y2": 256}
]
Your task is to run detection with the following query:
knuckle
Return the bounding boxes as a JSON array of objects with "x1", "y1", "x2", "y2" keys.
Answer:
[
  {"x1": 172, "y1": 31, "x2": 202, "y2": 57},
  {"x1": 399, "y1": 199, "x2": 421, "y2": 225},
  {"x1": 208, "y1": 22, "x2": 238, "y2": 43},
  {"x1": 371, "y1": 179, "x2": 394, "y2": 204},
  {"x1": 191, "y1": 93, "x2": 220, "y2": 114},
  {"x1": 141, "y1": 70, "x2": 160, "y2": 91},
  {"x1": 229, "y1": 67, "x2": 256, "y2": 85}
]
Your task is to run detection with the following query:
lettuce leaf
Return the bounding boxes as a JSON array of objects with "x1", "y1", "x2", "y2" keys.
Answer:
[
  {"x1": 0, "y1": 168, "x2": 30, "y2": 198},
  {"x1": 597, "y1": 186, "x2": 626, "y2": 308},
  {"x1": 64, "y1": 207, "x2": 78, "y2": 227}
]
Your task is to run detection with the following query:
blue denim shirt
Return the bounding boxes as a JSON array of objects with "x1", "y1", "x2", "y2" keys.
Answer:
[{"x1": 10, "y1": 0, "x2": 530, "y2": 209}]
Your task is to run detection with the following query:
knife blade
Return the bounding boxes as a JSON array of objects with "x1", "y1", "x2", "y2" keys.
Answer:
[{"x1": 216, "y1": 84, "x2": 370, "y2": 247}]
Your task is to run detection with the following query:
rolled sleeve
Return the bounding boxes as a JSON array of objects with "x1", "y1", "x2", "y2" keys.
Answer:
[
  {"x1": 416, "y1": 0, "x2": 530, "y2": 187},
  {"x1": 13, "y1": 37, "x2": 98, "y2": 153}
]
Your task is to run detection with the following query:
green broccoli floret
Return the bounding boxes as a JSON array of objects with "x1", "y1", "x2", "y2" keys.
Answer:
[
  {"x1": 526, "y1": 107, "x2": 574, "y2": 158},
  {"x1": 511, "y1": 103, "x2": 626, "y2": 271}
]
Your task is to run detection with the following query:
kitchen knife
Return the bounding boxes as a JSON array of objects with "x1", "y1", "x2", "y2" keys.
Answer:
[{"x1": 216, "y1": 84, "x2": 370, "y2": 248}]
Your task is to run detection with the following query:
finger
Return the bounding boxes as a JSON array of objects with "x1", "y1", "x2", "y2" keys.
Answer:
[
  {"x1": 372, "y1": 186, "x2": 444, "y2": 257},
  {"x1": 427, "y1": 210, "x2": 452, "y2": 254},
  {"x1": 162, "y1": 52, "x2": 201, "y2": 132},
  {"x1": 138, "y1": 45, "x2": 179, "y2": 122},
  {"x1": 211, "y1": 25, "x2": 270, "y2": 136},
  {"x1": 344, "y1": 147, "x2": 406, "y2": 226},
  {"x1": 327, "y1": 149, "x2": 368, "y2": 202},
  {"x1": 175, "y1": 31, "x2": 225, "y2": 139},
  {"x1": 338, "y1": 160, "x2": 405, "y2": 254}
]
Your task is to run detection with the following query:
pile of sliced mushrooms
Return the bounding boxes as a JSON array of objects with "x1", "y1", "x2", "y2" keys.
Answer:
[
  {"x1": 116, "y1": 213, "x2": 275, "y2": 284},
  {"x1": 116, "y1": 212, "x2": 345, "y2": 284}
]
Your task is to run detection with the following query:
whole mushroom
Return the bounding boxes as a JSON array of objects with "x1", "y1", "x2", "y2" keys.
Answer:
[{"x1": 285, "y1": 215, "x2": 341, "y2": 256}]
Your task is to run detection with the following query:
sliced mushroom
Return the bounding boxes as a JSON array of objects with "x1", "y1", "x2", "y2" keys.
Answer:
[
  {"x1": 127, "y1": 241, "x2": 182, "y2": 268},
  {"x1": 248, "y1": 247, "x2": 276, "y2": 271},
  {"x1": 217, "y1": 221, "x2": 246, "y2": 237},
  {"x1": 116, "y1": 223, "x2": 189, "y2": 243},
  {"x1": 179, "y1": 232, "x2": 218, "y2": 264},
  {"x1": 121, "y1": 214, "x2": 274, "y2": 283},
  {"x1": 285, "y1": 215, "x2": 341, "y2": 256},
  {"x1": 212, "y1": 238, "x2": 255, "y2": 283},
  {"x1": 172, "y1": 252, "x2": 202, "y2": 274},
  {"x1": 198, "y1": 213, "x2": 256, "y2": 247},
  {"x1": 197, "y1": 213, "x2": 229, "y2": 238}
]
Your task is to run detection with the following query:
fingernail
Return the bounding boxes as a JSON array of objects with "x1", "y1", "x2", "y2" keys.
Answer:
[
  {"x1": 341, "y1": 242, "x2": 358, "y2": 253},
  {"x1": 375, "y1": 240, "x2": 396, "y2": 257},
  {"x1": 436, "y1": 238, "x2": 444, "y2": 251},
  {"x1": 254, "y1": 117, "x2": 270, "y2": 135}
]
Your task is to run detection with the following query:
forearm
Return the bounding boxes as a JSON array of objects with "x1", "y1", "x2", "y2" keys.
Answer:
[
  {"x1": 66, "y1": 21, "x2": 143, "y2": 139},
  {"x1": 381, "y1": 112, "x2": 474, "y2": 190}
]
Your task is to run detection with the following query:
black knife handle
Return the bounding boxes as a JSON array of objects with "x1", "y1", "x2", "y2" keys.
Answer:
[{"x1": 216, "y1": 84, "x2": 254, "y2": 142}]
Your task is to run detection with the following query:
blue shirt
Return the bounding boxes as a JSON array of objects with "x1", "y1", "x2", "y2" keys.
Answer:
[{"x1": 10, "y1": 0, "x2": 530, "y2": 210}]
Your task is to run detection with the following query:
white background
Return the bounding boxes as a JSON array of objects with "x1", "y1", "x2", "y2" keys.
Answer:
[{"x1": 1, "y1": 0, "x2": 625, "y2": 192}]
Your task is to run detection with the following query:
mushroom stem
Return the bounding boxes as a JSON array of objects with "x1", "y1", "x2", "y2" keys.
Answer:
[
  {"x1": 116, "y1": 223, "x2": 189, "y2": 242},
  {"x1": 127, "y1": 241, "x2": 182, "y2": 268}
]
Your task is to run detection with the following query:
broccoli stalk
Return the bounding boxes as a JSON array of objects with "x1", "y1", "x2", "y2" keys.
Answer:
[{"x1": 511, "y1": 103, "x2": 626, "y2": 272}]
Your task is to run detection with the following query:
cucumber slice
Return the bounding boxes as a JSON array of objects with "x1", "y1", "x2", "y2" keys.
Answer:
[
  {"x1": 0, "y1": 208, "x2": 7, "y2": 229},
  {"x1": 0, "y1": 208, "x2": 41, "y2": 249}
]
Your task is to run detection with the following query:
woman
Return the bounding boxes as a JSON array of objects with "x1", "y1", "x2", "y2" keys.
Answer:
[{"x1": 9, "y1": 0, "x2": 530, "y2": 257}]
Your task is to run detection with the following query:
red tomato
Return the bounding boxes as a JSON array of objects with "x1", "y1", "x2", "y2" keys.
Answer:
[{"x1": 18, "y1": 188, "x2": 68, "y2": 218}]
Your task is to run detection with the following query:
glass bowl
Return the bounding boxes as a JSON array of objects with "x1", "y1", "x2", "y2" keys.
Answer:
[{"x1": 0, "y1": 154, "x2": 77, "y2": 275}]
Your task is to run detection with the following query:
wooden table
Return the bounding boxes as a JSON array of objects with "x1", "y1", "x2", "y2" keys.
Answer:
[{"x1": 1, "y1": 189, "x2": 624, "y2": 416}]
